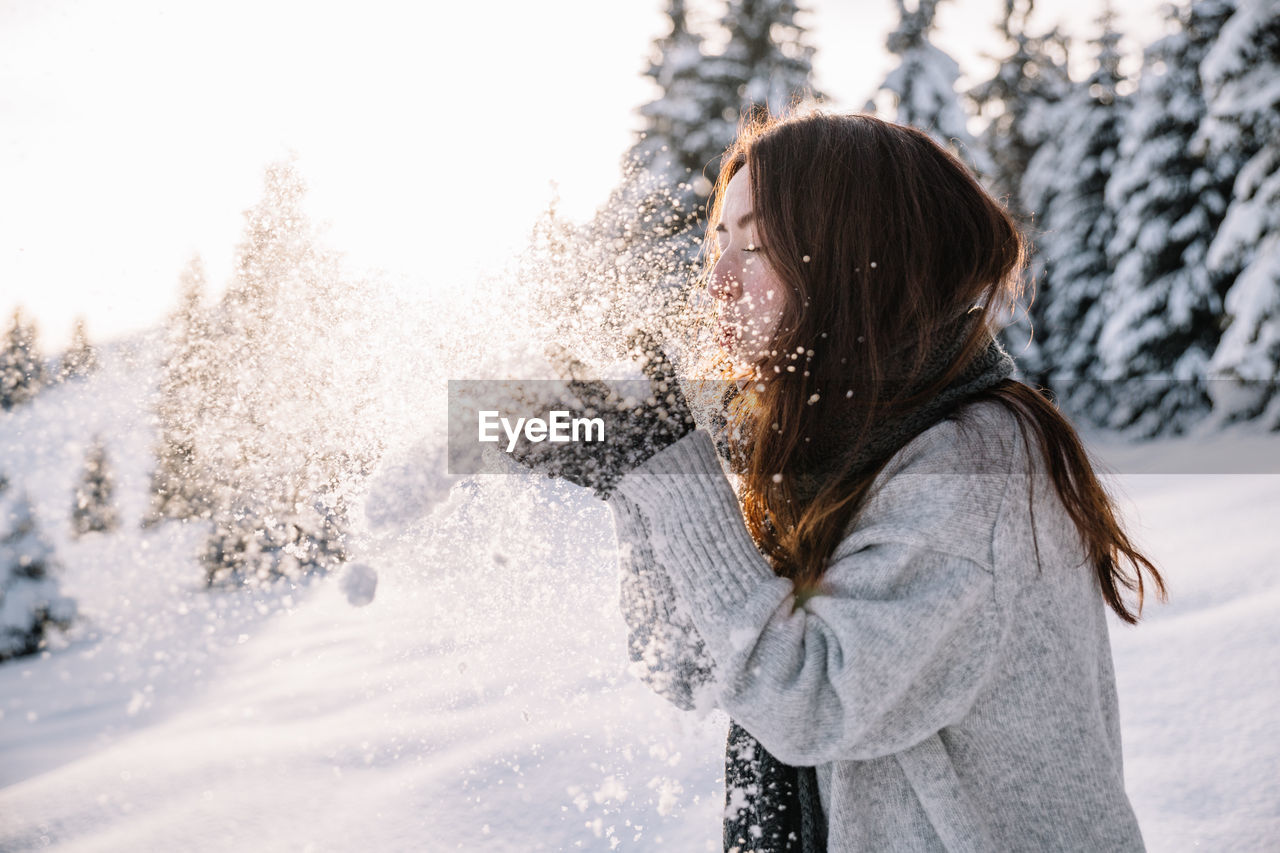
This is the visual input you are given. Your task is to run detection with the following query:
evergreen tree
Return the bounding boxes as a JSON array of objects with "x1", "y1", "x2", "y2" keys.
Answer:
[
  {"x1": 0, "y1": 308, "x2": 45, "y2": 411},
  {"x1": 626, "y1": 0, "x2": 818, "y2": 224},
  {"x1": 968, "y1": 0, "x2": 1074, "y2": 218},
  {"x1": 633, "y1": 0, "x2": 733, "y2": 198},
  {"x1": 1197, "y1": 0, "x2": 1280, "y2": 425},
  {"x1": 967, "y1": 2, "x2": 1073, "y2": 369},
  {"x1": 605, "y1": 0, "x2": 725, "y2": 339},
  {"x1": 967, "y1": 2, "x2": 1070, "y2": 376},
  {"x1": 0, "y1": 479, "x2": 76, "y2": 662},
  {"x1": 202, "y1": 501, "x2": 275, "y2": 588},
  {"x1": 617, "y1": 0, "x2": 732, "y2": 296},
  {"x1": 145, "y1": 255, "x2": 217, "y2": 525},
  {"x1": 202, "y1": 490, "x2": 349, "y2": 588},
  {"x1": 196, "y1": 159, "x2": 374, "y2": 585},
  {"x1": 207, "y1": 160, "x2": 317, "y2": 518},
  {"x1": 573, "y1": 0, "x2": 820, "y2": 360},
  {"x1": 1096, "y1": 0, "x2": 1236, "y2": 435},
  {"x1": 875, "y1": 0, "x2": 991, "y2": 175},
  {"x1": 60, "y1": 317, "x2": 99, "y2": 381},
  {"x1": 718, "y1": 0, "x2": 817, "y2": 120},
  {"x1": 633, "y1": 0, "x2": 817, "y2": 201},
  {"x1": 200, "y1": 160, "x2": 316, "y2": 581},
  {"x1": 1019, "y1": 5, "x2": 1128, "y2": 412},
  {"x1": 293, "y1": 490, "x2": 350, "y2": 576},
  {"x1": 72, "y1": 438, "x2": 119, "y2": 536}
]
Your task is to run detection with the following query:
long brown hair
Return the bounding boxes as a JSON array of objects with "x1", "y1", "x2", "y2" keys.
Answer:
[{"x1": 691, "y1": 111, "x2": 1165, "y2": 625}]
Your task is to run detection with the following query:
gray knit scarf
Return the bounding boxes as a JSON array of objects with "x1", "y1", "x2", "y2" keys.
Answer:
[{"x1": 714, "y1": 319, "x2": 1016, "y2": 853}]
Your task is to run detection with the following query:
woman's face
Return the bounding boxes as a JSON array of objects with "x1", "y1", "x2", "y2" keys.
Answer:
[{"x1": 710, "y1": 168, "x2": 784, "y2": 365}]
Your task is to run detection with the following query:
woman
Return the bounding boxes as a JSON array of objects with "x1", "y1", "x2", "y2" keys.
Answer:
[{"x1": 512, "y1": 111, "x2": 1166, "y2": 852}]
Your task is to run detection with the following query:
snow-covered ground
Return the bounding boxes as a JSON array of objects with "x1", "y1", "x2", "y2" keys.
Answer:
[{"x1": 1, "y1": 344, "x2": 1277, "y2": 851}]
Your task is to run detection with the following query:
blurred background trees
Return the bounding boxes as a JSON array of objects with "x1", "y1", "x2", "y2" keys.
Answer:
[{"x1": 612, "y1": 0, "x2": 1278, "y2": 434}]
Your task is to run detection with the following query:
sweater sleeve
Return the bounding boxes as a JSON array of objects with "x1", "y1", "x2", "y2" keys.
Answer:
[
  {"x1": 609, "y1": 491, "x2": 718, "y2": 712},
  {"x1": 607, "y1": 428, "x2": 1004, "y2": 766}
]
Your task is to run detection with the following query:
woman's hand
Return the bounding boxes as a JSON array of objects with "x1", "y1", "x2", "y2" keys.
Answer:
[{"x1": 507, "y1": 331, "x2": 696, "y2": 499}]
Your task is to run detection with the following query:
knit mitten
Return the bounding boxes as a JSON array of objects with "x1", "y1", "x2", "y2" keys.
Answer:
[{"x1": 508, "y1": 332, "x2": 696, "y2": 499}]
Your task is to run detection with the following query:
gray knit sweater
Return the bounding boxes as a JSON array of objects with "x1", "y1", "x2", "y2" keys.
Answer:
[{"x1": 606, "y1": 399, "x2": 1147, "y2": 851}]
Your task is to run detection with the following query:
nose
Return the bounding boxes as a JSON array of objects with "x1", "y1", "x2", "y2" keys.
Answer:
[{"x1": 708, "y1": 258, "x2": 739, "y2": 302}]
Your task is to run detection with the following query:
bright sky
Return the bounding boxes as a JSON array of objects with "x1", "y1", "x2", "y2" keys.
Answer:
[{"x1": 1, "y1": 0, "x2": 1168, "y2": 349}]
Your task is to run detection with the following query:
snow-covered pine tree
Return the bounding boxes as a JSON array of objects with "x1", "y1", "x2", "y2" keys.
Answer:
[
  {"x1": 202, "y1": 502, "x2": 266, "y2": 588},
  {"x1": 968, "y1": 0, "x2": 1074, "y2": 219},
  {"x1": 634, "y1": 0, "x2": 818, "y2": 206},
  {"x1": 634, "y1": 0, "x2": 819, "y2": 217},
  {"x1": 205, "y1": 160, "x2": 317, "y2": 520},
  {"x1": 1019, "y1": 5, "x2": 1128, "y2": 414},
  {"x1": 603, "y1": 0, "x2": 729, "y2": 279},
  {"x1": 202, "y1": 489, "x2": 350, "y2": 588},
  {"x1": 0, "y1": 478, "x2": 76, "y2": 662},
  {"x1": 292, "y1": 490, "x2": 350, "y2": 576},
  {"x1": 875, "y1": 0, "x2": 991, "y2": 176},
  {"x1": 197, "y1": 159, "x2": 373, "y2": 586},
  {"x1": 1096, "y1": 0, "x2": 1236, "y2": 435},
  {"x1": 72, "y1": 437, "x2": 119, "y2": 536},
  {"x1": 632, "y1": 0, "x2": 730, "y2": 287},
  {"x1": 538, "y1": 0, "x2": 824, "y2": 370},
  {"x1": 0, "y1": 308, "x2": 45, "y2": 411},
  {"x1": 145, "y1": 255, "x2": 217, "y2": 525},
  {"x1": 59, "y1": 317, "x2": 99, "y2": 381},
  {"x1": 199, "y1": 160, "x2": 316, "y2": 583},
  {"x1": 967, "y1": 1, "x2": 1073, "y2": 369},
  {"x1": 718, "y1": 0, "x2": 817, "y2": 121},
  {"x1": 633, "y1": 0, "x2": 732, "y2": 205},
  {"x1": 1197, "y1": 0, "x2": 1280, "y2": 426}
]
